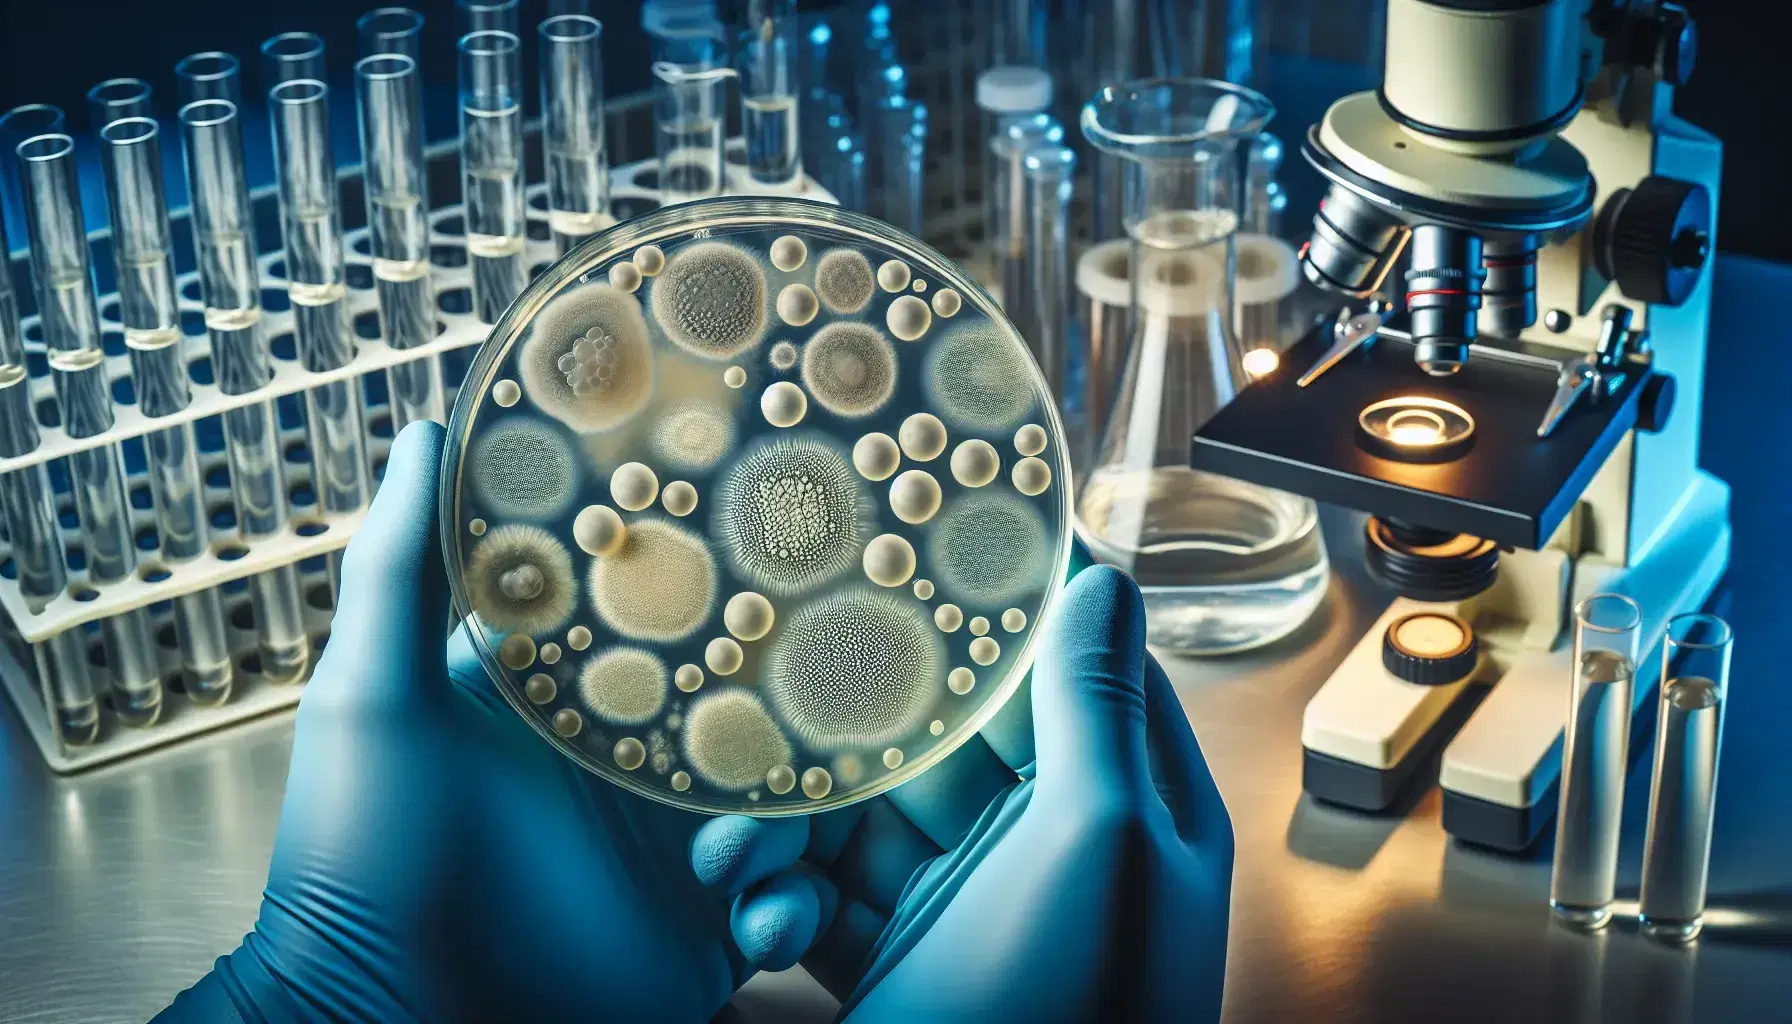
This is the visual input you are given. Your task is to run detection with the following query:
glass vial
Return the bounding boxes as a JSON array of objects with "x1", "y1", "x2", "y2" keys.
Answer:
[
  {"x1": 1639, "y1": 613, "x2": 1733, "y2": 943},
  {"x1": 1550, "y1": 593, "x2": 1643, "y2": 930}
]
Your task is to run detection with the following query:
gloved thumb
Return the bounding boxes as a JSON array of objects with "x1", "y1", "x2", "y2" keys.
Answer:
[
  {"x1": 1029, "y1": 563, "x2": 1153, "y2": 811},
  {"x1": 308, "y1": 421, "x2": 451, "y2": 709}
]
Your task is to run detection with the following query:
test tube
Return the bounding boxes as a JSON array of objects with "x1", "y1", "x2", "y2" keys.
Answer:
[
  {"x1": 269, "y1": 79, "x2": 372, "y2": 590},
  {"x1": 86, "y1": 79, "x2": 154, "y2": 136},
  {"x1": 458, "y1": 0, "x2": 519, "y2": 36},
  {"x1": 179, "y1": 98, "x2": 311, "y2": 685},
  {"x1": 99, "y1": 116, "x2": 237, "y2": 704},
  {"x1": 1639, "y1": 613, "x2": 1734, "y2": 943},
  {"x1": 0, "y1": 105, "x2": 66, "y2": 241},
  {"x1": 261, "y1": 32, "x2": 327, "y2": 87},
  {"x1": 975, "y1": 67, "x2": 1053, "y2": 270},
  {"x1": 738, "y1": 0, "x2": 801, "y2": 188},
  {"x1": 18, "y1": 132, "x2": 166, "y2": 726},
  {"x1": 991, "y1": 113, "x2": 1062, "y2": 307},
  {"x1": 1549, "y1": 593, "x2": 1643, "y2": 931},
  {"x1": 175, "y1": 51, "x2": 245, "y2": 108},
  {"x1": 460, "y1": 30, "x2": 527, "y2": 324},
  {"x1": 1022, "y1": 143, "x2": 1077, "y2": 414},
  {"x1": 358, "y1": 7, "x2": 425, "y2": 62},
  {"x1": 0, "y1": 208, "x2": 98, "y2": 743},
  {"x1": 539, "y1": 14, "x2": 611, "y2": 255},
  {"x1": 356, "y1": 54, "x2": 444, "y2": 428},
  {"x1": 654, "y1": 62, "x2": 734, "y2": 206}
]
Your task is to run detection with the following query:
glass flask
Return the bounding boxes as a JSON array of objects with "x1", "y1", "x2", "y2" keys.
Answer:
[{"x1": 1075, "y1": 79, "x2": 1329, "y2": 654}]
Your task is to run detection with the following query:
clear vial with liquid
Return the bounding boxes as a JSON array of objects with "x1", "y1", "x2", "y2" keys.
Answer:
[
  {"x1": 1550, "y1": 594, "x2": 1642, "y2": 931},
  {"x1": 1639, "y1": 614, "x2": 1733, "y2": 943},
  {"x1": 1075, "y1": 79, "x2": 1328, "y2": 654}
]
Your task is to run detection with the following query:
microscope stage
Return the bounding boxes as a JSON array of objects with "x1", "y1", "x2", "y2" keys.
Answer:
[{"x1": 1191, "y1": 325, "x2": 1647, "y2": 548}]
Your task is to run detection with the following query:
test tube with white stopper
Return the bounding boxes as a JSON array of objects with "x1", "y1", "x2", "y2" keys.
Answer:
[
  {"x1": 269, "y1": 77, "x2": 373, "y2": 599},
  {"x1": 1639, "y1": 613, "x2": 1734, "y2": 943},
  {"x1": 1549, "y1": 593, "x2": 1642, "y2": 930},
  {"x1": 459, "y1": 30, "x2": 527, "y2": 324},
  {"x1": 540, "y1": 14, "x2": 612, "y2": 255},
  {"x1": 355, "y1": 52, "x2": 445, "y2": 428},
  {"x1": 18, "y1": 131, "x2": 166, "y2": 725},
  {"x1": 0, "y1": 205, "x2": 98, "y2": 743},
  {"x1": 737, "y1": 0, "x2": 801, "y2": 188},
  {"x1": 975, "y1": 67, "x2": 1054, "y2": 285},
  {"x1": 178, "y1": 94, "x2": 311, "y2": 685},
  {"x1": 99, "y1": 115, "x2": 237, "y2": 703}
]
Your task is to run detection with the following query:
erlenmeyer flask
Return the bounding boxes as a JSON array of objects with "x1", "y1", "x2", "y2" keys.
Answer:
[{"x1": 1075, "y1": 79, "x2": 1329, "y2": 654}]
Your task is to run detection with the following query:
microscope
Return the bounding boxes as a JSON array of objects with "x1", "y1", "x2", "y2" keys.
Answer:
[{"x1": 1190, "y1": 0, "x2": 1727, "y2": 850}]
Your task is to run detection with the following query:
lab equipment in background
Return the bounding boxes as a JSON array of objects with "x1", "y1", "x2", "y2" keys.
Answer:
[
  {"x1": 654, "y1": 61, "x2": 734, "y2": 207},
  {"x1": 974, "y1": 67, "x2": 1054, "y2": 291},
  {"x1": 796, "y1": 15, "x2": 846, "y2": 174},
  {"x1": 261, "y1": 33, "x2": 326, "y2": 87},
  {"x1": 175, "y1": 51, "x2": 246, "y2": 108},
  {"x1": 1075, "y1": 78, "x2": 1329, "y2": 655},
  {"x1": 1021, "y1": 144, "x2": 1076, "y2": 413},
  {"x1": 459, "y1": 0, "x2": 520, "y2": 36},
  {"x1": 1234, "y1": 133, "x2": 1301, "y2": 364},
  {"x1": 987, "y1": 0, "x2": 1047, "y2": 68},
  {"x1": 269, "y1": 78, "x2": 373, "y2": 599},
  {"x1": 98, "y1": 116, "x2": 238, "y2": 705},
  {"x1": 358, "y1": 7, "x2": 426, "y2": 62},
  {"x1": 0, "y1": 105, "x2": 65, "y2": 243},
  {"x1": 1195, "y1": 1, "x2": 1725, "y2": 852},
  {"x1": 179, "y1": 93, "x2": 311, "y2": 686},
  {"x1": 460, "y1": 30, "x2": 528, "y2": 324},
  {"x1": 540, "y1": 14, "x2": 612, "y2": 255},
  {"x1": 18, "y1": 133, "x2": 167, "y2": 727},
  {"x1": 86, "y1": 80, "x2": 154, "y2": 137},
  {"x1": 876, "y1": 99, "x2": 927, "y2": 238},
  {"x1": 1550, "y1": 594, "x2": 1641, "y2": 931},
  {"x1": 1072, "y1": 239, "x2": 1130, "y2": 476},
  {"x1": 356, "y1": 51, "x2": 445, "y2": 428},
  {"x1": 812, "y1": 119, "x2": 866, "y2": 214},
  {"x1": 1639, "y1": 613, "x2": 1733, "y2": 943},
  {"x1": 988, "y1": 113, "x2": 1060, "y2": 309},
  {"x1": 737, "y1": 0, "x2": 801, "y2": 189}
]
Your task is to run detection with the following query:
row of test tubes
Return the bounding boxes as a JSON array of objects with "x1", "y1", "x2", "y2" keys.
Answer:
[
  {"x1": 0, "y1": 0, "x2": 618, "y2": 755},
  {"x1": 1551, "y1": 599, "x2": 1735, "y2": 943}
]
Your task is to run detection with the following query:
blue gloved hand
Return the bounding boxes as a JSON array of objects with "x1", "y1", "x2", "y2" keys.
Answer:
[
  {"x1": 689, "y1": 557, "x2": 1235, "y2": 1022},
  {"x1": 157, "y1": 421, "x2": 814, "y2": 1023}
]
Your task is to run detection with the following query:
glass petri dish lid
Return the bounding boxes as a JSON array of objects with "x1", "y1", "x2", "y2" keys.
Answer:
[{"x1": 441, "y1": 197, "x2": 1073, "y2": 815}]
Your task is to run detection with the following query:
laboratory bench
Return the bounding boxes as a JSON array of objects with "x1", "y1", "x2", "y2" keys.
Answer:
[{"x1": 3, "y1": 255, "x2": 1788, "y2": 1023}]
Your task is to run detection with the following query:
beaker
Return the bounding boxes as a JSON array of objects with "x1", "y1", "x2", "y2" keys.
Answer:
[{"x1": 1074, "y1": 78, "x2": 1329, "y2": 654}]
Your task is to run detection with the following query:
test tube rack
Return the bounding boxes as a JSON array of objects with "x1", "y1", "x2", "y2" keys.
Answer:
[{"x1": 1, "y1": 133, "x2": 833, "y2": 773}]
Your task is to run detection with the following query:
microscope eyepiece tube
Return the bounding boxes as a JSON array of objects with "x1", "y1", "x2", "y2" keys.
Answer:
[{"x1": 1405, "y1": 223, "x2": 1484, "y2": 376}]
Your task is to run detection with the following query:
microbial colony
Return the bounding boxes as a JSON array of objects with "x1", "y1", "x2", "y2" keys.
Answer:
[{"x1": 445, "y1": 199, "x2": 1071, "y2": 815}]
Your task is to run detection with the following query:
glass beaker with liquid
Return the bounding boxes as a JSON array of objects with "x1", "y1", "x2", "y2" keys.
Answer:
[{"x1": 1074, "y1": 78, "x2": 1329, "y2": 654}]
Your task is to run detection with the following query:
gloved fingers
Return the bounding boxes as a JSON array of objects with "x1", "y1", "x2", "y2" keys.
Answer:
[
  {"x1": 979, "y1": 536, "x2": 1095, "y2": 774},
  {"x1": 1030, "y1": 563, "x2": 1154, "y2": 812},
  {"x1": 444, "y1": 622, "x2": 515, "y2": 718},
  {"x1": 826, "y1": 797, "x2": 942, "y2": 913},
  {"x1": 880, "y1": 734, "x2": 1017, "y2": 850},
  {"x1": 730, "y1": 867, "x2": 838, "y2": 973},
  {"x1": 691, "y1": 814, "x2": 812, "y2": 898},
  {"x1": 1142, "y1": 654, "x2": 1232, "y2": 854},
  {"x1": 803, "y1": 804, "x2": 871, "y2": 868},
  {"x1": 800, "y1": 898, "x2": 889, "y2": 1002},
  {"x1": 309, "y1": 421, "x2": 451, "y2": 708}
]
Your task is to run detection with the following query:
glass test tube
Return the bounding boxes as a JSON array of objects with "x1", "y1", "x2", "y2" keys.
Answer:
[
  {"x1": 261, "y1": 32, "x2": 327, "y2": 87},
  {"x1": 539, "y1": 14, "x2": 612, "y2": 255},
  {"x1": 1021, "y1": 143, "x2": 1077, "y2": 416},
  {"x1": 99, "y1": 117, "x2": 237, "y2": 703},
  {"x1": 876, "y1": 99, "x2": 927, "y2": 238},
  {"x1": 86, "y1": 79, "x2": 153, "y2": 135},
  {"x1": 175, "y1": 52, "x2": 245, "y2": 108},
  {"x1": 18, "y1": 133, "x2": 166, "y2": 726},
  {"x1": 654, "y1": 62, "x2": 734, "y2": 207},
  {"x1": 975, "y1": 67, "x2": 1054, "y2": 282},
  {"x1": 0, "y1": 207, "x2": 98, "y2": 743},
  {"x1": 991, "y1": 113, "x2": 1061, "y2": 308},
  {"x1": 358, "y1": 8, "x2": 426, "y2": 62},
  {"x1": 269, "y1": 80, "x2": 373, "y2": 577},
  {"x1": 0, "y1": 105, "x2": 66, "y2": 241},
  {"x1": 1550, "y1": 593, "x2": 1643, "y2": 930},
  {"x1": 738, "y1": 0, "x2": 801, "y2": 188},
  {"x1": 179, "y1": 99, "x2": 311, "y2": 685},
  {"x1": 1639, "y1": 613, "x2": 1734, "y2": 943},
  {"x1": 459, "y1": 0, "x2": 519, "y2": 36},
  {"x1": 356, "y1": 54, "x2": 443, "y2": 430},
  {"x1": 460, "y1": 30, "x2": 527, "y2": 324}
]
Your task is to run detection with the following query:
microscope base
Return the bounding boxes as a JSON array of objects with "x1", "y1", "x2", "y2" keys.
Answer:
[{"x1": 1439, "y1": 470, "x2": 1731, "y2": 850}]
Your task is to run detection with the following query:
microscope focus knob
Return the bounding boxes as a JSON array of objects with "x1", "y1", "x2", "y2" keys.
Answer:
[
  {"x1": 1382, "y1": 612, "x2": 1479, "y2": 687},
  {"x1": 1596, "y1": 176, "x2": 1713, "y2": 307},
  {"x1": 1636, "y1": 372, "x2": 1677, "y2": 434}
]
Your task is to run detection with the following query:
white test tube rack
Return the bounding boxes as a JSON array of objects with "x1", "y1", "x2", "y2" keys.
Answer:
[{"x1": 1, "y1": 142, "x2": 834, "y2": 772}]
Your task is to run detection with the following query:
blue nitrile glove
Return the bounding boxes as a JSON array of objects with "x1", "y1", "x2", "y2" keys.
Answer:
[
  {"x1": 157, "y1": 421, "x2": 821, "y2": 1023},
  {"x1": 689, "y1": 558, "x2": 1236, "y2": 1021}
]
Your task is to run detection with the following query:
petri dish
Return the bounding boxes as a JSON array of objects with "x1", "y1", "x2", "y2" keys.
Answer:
[{"x1": 441, "y1": 197, "x2": 1073, "y2": 815}]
